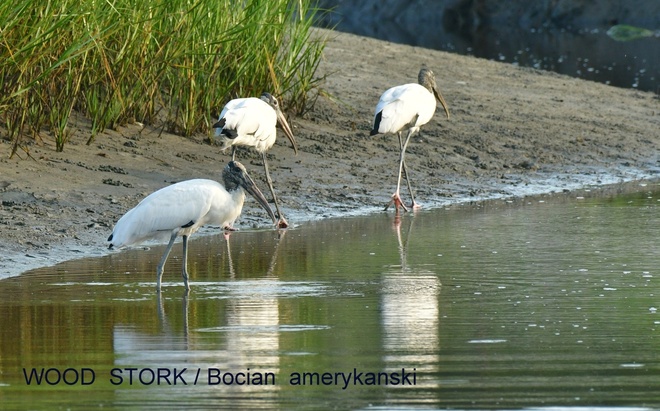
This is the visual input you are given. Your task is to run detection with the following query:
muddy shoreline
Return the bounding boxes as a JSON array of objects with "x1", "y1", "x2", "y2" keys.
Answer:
[{"x1": 1, "y1": 28, "x2": 658, "y2": 279}]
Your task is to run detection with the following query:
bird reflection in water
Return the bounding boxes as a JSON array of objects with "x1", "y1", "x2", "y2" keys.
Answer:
[
  {"x1": 156, "y1": 289, "x2": 192, "y2": 350},
  {"x1": 154, "y1": 230, "x2": 287, "y2": 348},
  {"x1": 382, "y1": 214, "x2": 441, "y2": 388}
]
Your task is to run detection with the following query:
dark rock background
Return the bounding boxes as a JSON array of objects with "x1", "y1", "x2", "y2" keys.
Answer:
[
  {"x1": 316, "y1": 0, "x2": 660, "y2": 32},
  {"x1": 316, "y1": 0, "x2": 660, "y2": 93}
]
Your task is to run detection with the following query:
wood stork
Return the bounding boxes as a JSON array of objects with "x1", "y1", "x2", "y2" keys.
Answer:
[
  {"x1": 213, "y1": 92, "x2": 298, "y2": 229},
  {"x1": 371, "y1": 68, "x2": 450, "y2": 212},
  {"x1": 107, "y1": 161, "x2": 277, "y2": 292}
]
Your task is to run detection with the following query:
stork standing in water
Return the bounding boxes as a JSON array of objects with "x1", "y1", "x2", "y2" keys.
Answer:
[
  {"x1": 107, "y1": 161, "x2": 276, "y2": 292},
  {"x1": 213, "y1": 92, "x2": 297, "y2": 228},
  {"x1": 371, "y1": 68, "x2": 450, "y2": 211}
]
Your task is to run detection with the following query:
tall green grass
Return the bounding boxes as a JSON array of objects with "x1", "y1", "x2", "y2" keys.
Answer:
[{"x1": 0, "y1": 0, "x2": 327, "y2": 155}]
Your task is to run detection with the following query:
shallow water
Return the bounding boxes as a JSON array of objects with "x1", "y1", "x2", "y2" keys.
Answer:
[{"x1": 0, "y1": 184, "x2": 658, "y2": 410}]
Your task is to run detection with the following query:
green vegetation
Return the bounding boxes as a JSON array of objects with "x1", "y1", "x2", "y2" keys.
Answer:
[
  {"x1": 0, "y1": 0, "x2": 327, "y2": 156},
  {"x1": 606, "y1": 24, "x2": 659, "y2": 41}
]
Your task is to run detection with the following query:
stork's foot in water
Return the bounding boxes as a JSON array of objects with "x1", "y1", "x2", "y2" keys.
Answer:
[
  {"x1": 384, "y1": 193, "x2": 409, "y2": 212},
  {"x1": 277, "y1": 217, "x2": 289, "y2": 229},
  {"x1": 410, "y1": 201, "x2": 421, "y2": 211}
]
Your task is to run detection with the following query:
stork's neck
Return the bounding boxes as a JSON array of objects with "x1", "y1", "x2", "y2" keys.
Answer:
[{"x1": 222, "y1": 172, "x2": 239, "y2": 192}]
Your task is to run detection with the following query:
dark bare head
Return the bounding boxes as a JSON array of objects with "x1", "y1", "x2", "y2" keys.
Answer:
[
  {"x1": 418, "y1": 68, "x2": 450, "y2": 120},
  {"x1": 223, "y1": 161, "x2": 277, "y2": 224},
  {"x1": 260, "y1": 92, "x2": 298, "y2": 155}
]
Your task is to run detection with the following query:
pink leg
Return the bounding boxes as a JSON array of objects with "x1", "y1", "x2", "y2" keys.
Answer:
[
  {"x1": 385, "y1": 130, "x2": 415, "y2": 212},
  {"x1": 385, "y1": 192, "x2": 409, "y2": 212}
]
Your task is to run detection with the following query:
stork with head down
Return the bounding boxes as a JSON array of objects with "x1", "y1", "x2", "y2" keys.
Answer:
[{"x1": 108, "y1": 161, "x2": 277, "y2": 292}]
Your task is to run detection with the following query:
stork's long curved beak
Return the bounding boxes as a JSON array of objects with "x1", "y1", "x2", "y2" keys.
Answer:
[
  {"x1": 236, "y1": 166, "x2": 278, "y2": 224},
  {"x1": 432, "y1": 86, "x2": 450, "y2": 120},
  {"x1": 275, "y1": 109, "x2": 298, "y2": 155}
]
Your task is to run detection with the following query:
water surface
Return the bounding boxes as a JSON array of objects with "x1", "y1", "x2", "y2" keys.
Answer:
[{"x1": 0, "y1": 184, "x2": 658, "y2": 409}]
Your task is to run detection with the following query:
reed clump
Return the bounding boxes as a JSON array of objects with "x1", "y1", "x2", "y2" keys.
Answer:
[{"x1": 0, "y1": 0, "x2": 327, "y2": 156}]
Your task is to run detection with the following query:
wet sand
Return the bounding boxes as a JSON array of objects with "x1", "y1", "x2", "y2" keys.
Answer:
[{"x1": 0, "y1": 28, "x2": 658, "y2": 278}]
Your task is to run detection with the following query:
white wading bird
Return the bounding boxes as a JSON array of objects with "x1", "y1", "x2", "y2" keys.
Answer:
[
  {"x1": 107, "y1": 161, "x2": 276, "y2": 292},
  {"x1": 371, "y1": 68, "x2": 450, "y2": 212},
  {"x1": 213, "y1": 92, "x2": 298, "y2": 229}
]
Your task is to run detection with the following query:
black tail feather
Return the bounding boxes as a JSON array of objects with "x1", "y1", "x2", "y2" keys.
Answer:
[
  {"x1": 370, "y1": 111, "x2": 382, "y2": 136},
  {"x1": 213, "y1": 118, "x2": 238, "y2": 139},
  {"x1": 221, "y1": 128, "x2": 238, "y2": 139},
  {"x1": 212, "y1": 118, "x2": 226, "y2": 129}
]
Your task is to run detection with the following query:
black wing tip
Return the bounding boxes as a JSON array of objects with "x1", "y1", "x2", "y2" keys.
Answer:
[
  {"x1": 212, "y1": 118, "x2": 226, "y2": 129},
  {"x1": 371, "y1": 111, "x2": 382, "y2": 135},
  {"x1": 221, "y1": 128, "x2": 238, "y2": 139},
  {"x1": 212, "y1": 118, "x2": 239, "y2": 139}
]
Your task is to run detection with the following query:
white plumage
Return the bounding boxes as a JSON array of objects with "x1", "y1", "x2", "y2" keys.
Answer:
[
  {"x1": 109, "y1": 179, "x2": 240, "y2": 247},
  {"x1": 108, "y1": 161, "x2": 276, "y2": 291},
  {"x1": 371, "y1": 68, "x2": 450, "y2": 211},
  {"x1": 213, "y1": 92, "x2": 297, "y2": 228},
  {"x1": 373, "y1": 83, "x2": 438, "y2": 137},
  {"x1": 216, "y1": 97, "x2": 278, "y2": 154}
]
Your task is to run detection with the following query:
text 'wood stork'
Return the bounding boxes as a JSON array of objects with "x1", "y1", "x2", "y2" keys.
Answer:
[
  {"x1": 371, "y1": 68, "x2": 450, "y2": 212},
  {"x1": 213, "y1": 92, "x2": 298, "y2": 229},
  {"x1": 107, "y1": 161, "x2": 276, "y2": 292}
]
